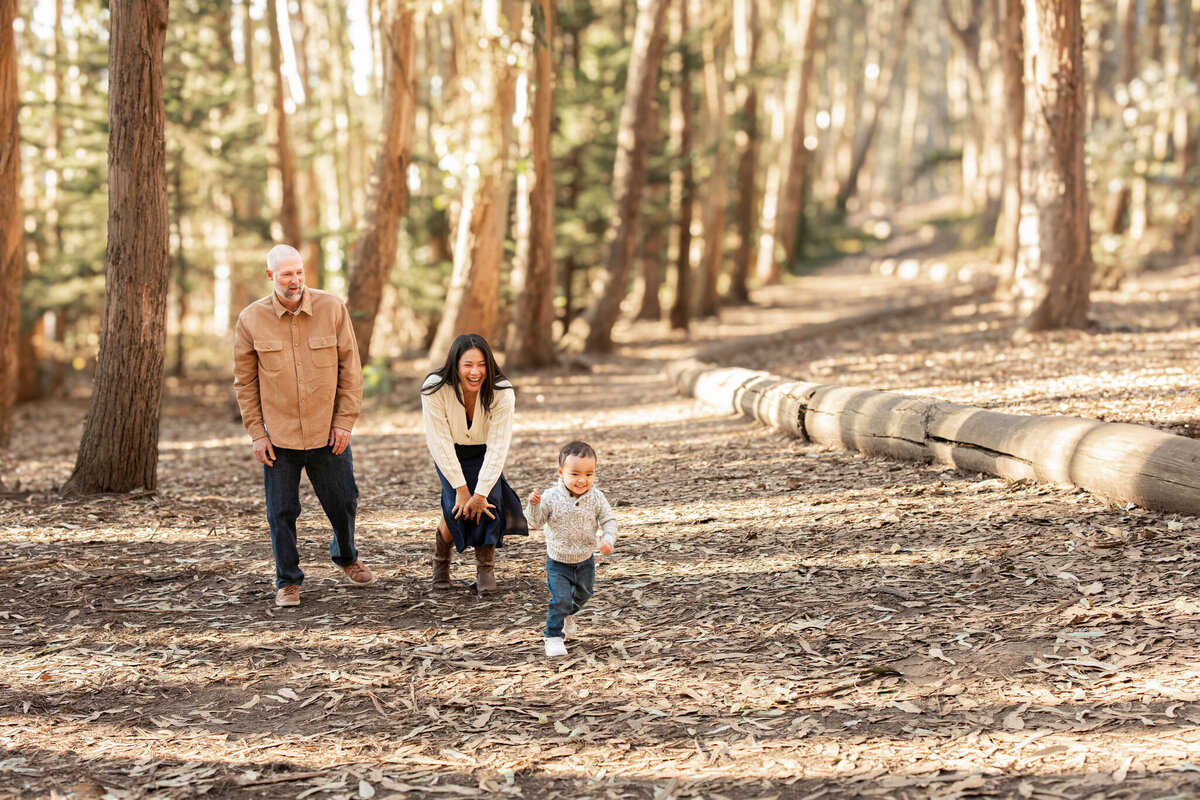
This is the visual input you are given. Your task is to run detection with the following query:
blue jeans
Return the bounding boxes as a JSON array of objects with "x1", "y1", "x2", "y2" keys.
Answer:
[
  {"x1": 264, "y1": 444, "x2": 359, "y2": 588},
  {"x1": 545, "y1": 556, "x2": 595, "y2": 638}
]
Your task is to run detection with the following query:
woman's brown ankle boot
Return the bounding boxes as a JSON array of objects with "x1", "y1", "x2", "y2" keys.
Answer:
[
  {"x1": 432, "y1": 533, "x2": 452, "y2": 590},
  {"x1": 475, "y1": 545, "x2": 497, "y2": 594}
]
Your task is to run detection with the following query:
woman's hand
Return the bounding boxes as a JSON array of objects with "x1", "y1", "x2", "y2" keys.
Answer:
[
  {"x1": 464, "y1": 492, "x2": 496, "y2": 522},
  {"x1": 452, "y1": 486, "x2": 472, "y2": 520}
]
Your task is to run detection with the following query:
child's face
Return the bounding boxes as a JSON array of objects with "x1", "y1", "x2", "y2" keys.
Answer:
[{"x1": 558, "y1": 455, "x2": 596, "y2": 497}]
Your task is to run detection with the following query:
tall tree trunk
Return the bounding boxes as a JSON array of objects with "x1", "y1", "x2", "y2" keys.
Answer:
[
  {"x1": 0, "y1": 0, "x2": 25, "y2": 449},
  {"x1": 347, "y1": 0, "x2": 417, "y2": 366},
  {"x1": 941, "y1": 0, "x2": 1003, "y2": 238},
  {"x1": 428, "y1": 0, "x2": 517, "y2": 361},
  {"x1": 293, "y1": 0, "x2": 323, "y2": 287},
  {"x1": 668, "y1": 0, "x2": 696, "y2": 331},
  {"x1": 63, "y1": 0, "x2": 170, "y2": 495},
  {"x1": 696, "y1": 2, "x2": 728, "y2": 319},
  {"x1": 1012, "y1": 0, "x2": 1093, "y2": 331},
  {"x1": 635, "y1": 98, "x2": 666, "y2": 322},
  {"x1": 727, "y1": 0, "x2": 761, "y2": 305},
  {"x1": 1106, "y1": 0, "x2": 1137, "y2": 235},
  {"x1": 1174, "y1": 0, "x2": 1198, "y2": 252},
  {"x1": 776, "y1": 0, "x2": 820, "y2": 271},
  {"x1": 834, "y1": 0, "x2": 915, "y2": 216},
  {"x1": 996, "y1": 0, "x2": 1025, "y2": 297},
  {"x1": 565, "y1": 0, "x2": 670, "y2": 352},
  {"x1": 507, "y1": 0, "x2": 559, "y2": 368},
  {"x1": 268, "y1": 0, "x2": 302, "y2": 247},
  {"x1": 170, "y1": 153, "x2": 187, "y2": 378}
]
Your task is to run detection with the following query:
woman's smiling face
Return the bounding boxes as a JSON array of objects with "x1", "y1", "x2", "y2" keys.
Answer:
[{"x1": 457, "y1": 348, "x2": 487, "y2": 395}]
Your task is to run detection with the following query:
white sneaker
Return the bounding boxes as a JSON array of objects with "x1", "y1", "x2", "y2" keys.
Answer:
[
  {"x1": 544, "y1": 637, "x2": 568, "y2": 657},
  {"x1": 563, "y1": 615, "x2": 577, "y2": 638}
]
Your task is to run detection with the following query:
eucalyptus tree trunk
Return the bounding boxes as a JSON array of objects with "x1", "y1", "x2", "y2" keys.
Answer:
[
  {"x1": 347, "y1": 0, "x2": 417, "y2": 365},
  {"x1": 428, "y1": 0, "x2": 518, "y2": 361},
  {"x1": 668, "y1": 0, "x2": 696, "y2": 331},
  {"x1": 996, "y1": 0, "x2": 1025, "y2": 297},
  {"x1": 292, "y1": 0, "x2": 323, "y2": 287},
  {"x1": 0, "y1": 0, "x2": 25, "y2": 448},
  {"x1": 268, "y1": 0, "x2": 302, "y2": 248},
  {"x1": 941, "y1": 0, "x2": 1002, "y2": 238},
  {"x1": 63, "y1": 0, "x2": 171, "y2": 495},
  {"x1": 696, "y1": 2, "x2": 729, "y2": 319},
  {"x1": 834, "y1": 0, "x2": 915, "y2": 216},
  {"x1": 507, "y1": 0, "x2": 559, "y2": 368},
  {"x1": 1106, "y1": 0, "x2": 1137, "y2": 235},
  {"x1": 727, "y1": 0, "x2": 761, "y2": 305},
  {"x1": 776, "y1": 0, "x2": 820, "y2": 273},
  {"x1": 1012, "y1": 0, "x2": 1093, "y2": 332},
  {"x1": 566, "y1": 0, "x2": 670, "y2": 352}
]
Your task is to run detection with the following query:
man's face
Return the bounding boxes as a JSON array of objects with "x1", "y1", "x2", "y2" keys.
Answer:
[{"x1": 268, "y1": 255, "x2": 305, "y2": 303}]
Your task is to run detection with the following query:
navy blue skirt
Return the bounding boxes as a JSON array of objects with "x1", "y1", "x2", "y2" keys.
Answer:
[{"x1": 437, "y1": 443, "x2": 528, "y2": 552}]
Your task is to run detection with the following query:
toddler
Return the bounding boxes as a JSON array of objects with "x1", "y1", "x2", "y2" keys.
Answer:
[{"x1": 525, "y1": 441, "x2": 618, "y2": 657}]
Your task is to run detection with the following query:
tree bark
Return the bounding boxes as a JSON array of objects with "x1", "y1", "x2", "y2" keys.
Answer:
[
  {"x1": 668, "y1": 0, "x2": 696, "y2": 331},
  {"x1": 696, "y1": 2, "x2": 728, "y2": 319},
  {"x1": 727, "y1": 0, "x2": 761, "y2": 306},
  {"x1": 996, "y1": 0, "x2": 1025, "y2": 297},
  {"x1": 346, "y1": 0, "x2": 417, "y2": 366},
  {"x1": 1012, "y1": 0, "x2": 1093, "y2": 331},
  {"x1": 0, "y1": 0, "x2": 25, "y2": 449},
  {"x1": 1106, "y1": 0, "x2": 1137, "y2": 235},
  {"x1": 292, "y1": 0, "x2": 323, "y2": 288},
  {"x1": 776, "y1": 0, "x2": 820, "y2": 273},
  {"x1": 268, "y1": 0, "x2": 302, "y2": 248},
  {"x1": 170, "y1": 153, "x2": 188, "y2": 378},
  {"x1": 428, "y1": 0, "x2": 518, "y2": 362},
  {"x1": 63, "y1": 0, "x2": 171, "y2": 495},
  {"x1": 507, "y1": 0, "x2": 559, "y2": 368},
  {"x1": 833, "y1": 0, "x2": 915, "y2": 216},
  {"x1": 565, "y1": 0, "x2": 670, "y2": 352},
  {"x1": 940, "y1": 0, "x2": 1003, "y2": 238}
]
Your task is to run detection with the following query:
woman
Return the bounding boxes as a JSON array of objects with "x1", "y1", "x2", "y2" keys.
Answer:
[{"x1": 421, "y1": 333, "x2": 528, "y2": 592}]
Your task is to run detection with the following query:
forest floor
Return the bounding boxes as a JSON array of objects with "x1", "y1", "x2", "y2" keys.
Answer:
[{"x1": 3, "y1": 248, "x2": 1200, "y2": 799}]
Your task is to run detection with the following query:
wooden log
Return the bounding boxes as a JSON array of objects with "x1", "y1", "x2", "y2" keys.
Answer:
[{"x1": 667, "y1": 361, "x2": 1200, "y2": 517}]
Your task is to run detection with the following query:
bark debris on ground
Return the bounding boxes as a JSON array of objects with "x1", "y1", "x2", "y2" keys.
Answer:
[{"x1": 1, "y1": 260, "x2": 1199, "y2": 799}]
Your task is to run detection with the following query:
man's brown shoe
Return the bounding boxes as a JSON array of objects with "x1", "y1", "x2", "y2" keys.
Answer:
[
  {"x1": 340, "y1": 561, "x2": 375, "y2": 585},
  {"x1": 276, "y1": 585, "x2": 300, "y2": 607}
]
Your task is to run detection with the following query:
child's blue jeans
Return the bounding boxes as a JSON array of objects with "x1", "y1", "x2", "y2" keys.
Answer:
[{"x1": 545, "y1": 556, "x2": 595, "y2": 638}]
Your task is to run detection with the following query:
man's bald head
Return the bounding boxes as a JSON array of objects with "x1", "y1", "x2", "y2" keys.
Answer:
[{"x1": 266, "y1": 245, "x2": 305, "y2": 307}]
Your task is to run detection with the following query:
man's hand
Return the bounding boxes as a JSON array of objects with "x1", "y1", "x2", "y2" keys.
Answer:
[
  {"x1": 598, "y1": 540, "x2": 614, "y2": 556},
  {"x1": 253, "y1": 436, "x2": 276, "y2": 467},
  {"x1": 329, "y1": 426, "x2": 351, "y2": 455},
  {"x1": 527, "y1": 488, "x2": 542, "y2": 505}
]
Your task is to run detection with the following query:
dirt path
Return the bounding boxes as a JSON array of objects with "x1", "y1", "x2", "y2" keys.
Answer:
[{"x1": 2, "y1": 264, "x2": 1199, "y2": 798}]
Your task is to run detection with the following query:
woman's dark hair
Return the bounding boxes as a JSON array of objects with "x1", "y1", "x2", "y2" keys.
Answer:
[
  {"x1": 423, "y1": 333, "x2": 511, "y2": 413},
  {"x1": 558, "y1": 440, "x2": 596, "y2": 465}
]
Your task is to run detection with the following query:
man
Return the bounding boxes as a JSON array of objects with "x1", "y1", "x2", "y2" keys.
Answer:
[{"x1": 233, "y1": 244, "x2": 374, "y2": 606}]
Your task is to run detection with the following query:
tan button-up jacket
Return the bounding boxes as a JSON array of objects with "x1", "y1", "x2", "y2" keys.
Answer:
[{"x1": 233, "y1": 289, "x2": 363, "y2": 450}]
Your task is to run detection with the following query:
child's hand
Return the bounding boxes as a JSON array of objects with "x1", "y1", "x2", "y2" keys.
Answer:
[
  {"x1": 527, "y1": 488, "x2": 542, "y2": 505},
  {"x1": 598, "y1": 540, "x2": 613, "y2": 556}
]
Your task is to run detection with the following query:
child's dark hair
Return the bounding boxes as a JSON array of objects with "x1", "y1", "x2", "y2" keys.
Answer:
[
  {"x1": 559, "y1": 440, "x2": 596, "y2": 465},
  {"x1": 422, "y1": 333, "x2": 511, "y2": 413}
]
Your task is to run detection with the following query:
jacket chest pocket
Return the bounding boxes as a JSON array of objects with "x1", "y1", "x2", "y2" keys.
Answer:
[
  {"x1": 309, "y1": 334, "x2": 338, "y2": 369},
  {"x1": 254, "y1": 340, "x2": 284, "y2": 373}
]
